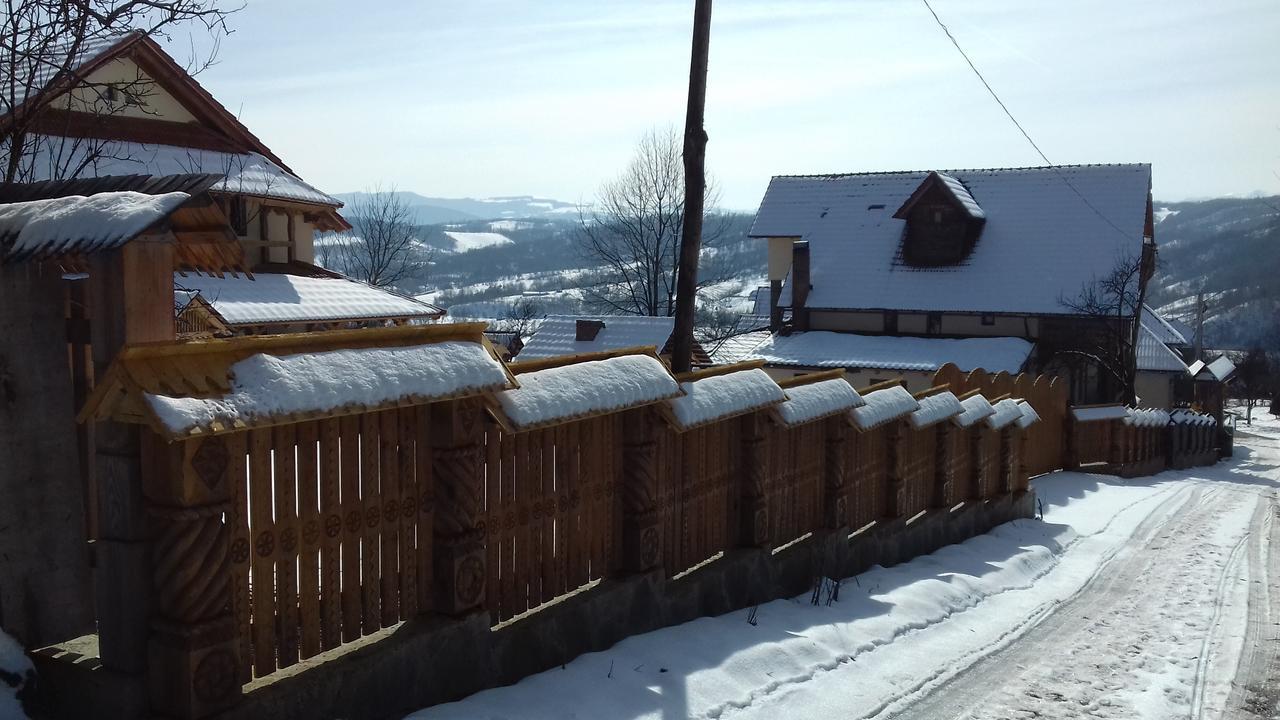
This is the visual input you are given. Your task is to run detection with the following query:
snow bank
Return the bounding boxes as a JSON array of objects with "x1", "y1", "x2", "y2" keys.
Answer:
[
  {"x1": 987, "y1": 398, "x2": 1024, "y2": 430},
  {"x1": 668, "y1": 368, "x2": 784, "y2": 430},
  {"x1": 444, "y1": 231, "x2": 513, "y2": 252},
  {"x1": 908, "y1": 391, "x2": 963, "y2": 429},
  {"x1": 1071, "y1": 405, "x2": 1129, "y2": 422},
  {"x1": 0, "y1": 191, "x2": 188, "y2": 259},
  {"x1": 0, "y1": 628, "x2": 32, "y2": 720},
  {"x1": 498, "y1": 354, "x2": 679, "y2": 429},
  {"x1": 1015, "y1": 400, "x2": 1041, "y2": 429},
  {"x1": 952, "y1": 393, "x2": 995, "y2": 428},
  {"x1": 1124, "y1": 408, "x2": 1170, "y2": 428},
  {"x1": 850, "y1": 385, "x2": 919, "y2": 430},
  {"x1": 147, "y1": 342, "x2": 508, "y2": 434},
  {"x1": 776, "y1": 379, "x2": 864, "y2": 427}
]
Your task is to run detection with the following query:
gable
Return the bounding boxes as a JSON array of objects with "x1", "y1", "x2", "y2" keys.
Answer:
[
  {"x1": 756, "y1": 164, "x2": 1152, "y2": 316},
  {"x1": 58, "y1": 56, "x2": 197, "y2": 123}
]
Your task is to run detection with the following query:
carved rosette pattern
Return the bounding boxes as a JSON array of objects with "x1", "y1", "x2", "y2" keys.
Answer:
[
  {"x1": 191, "y1": 437, "x2": 230, "y2": 491},
  {"x1": 622, "y1": 438, "x2": 659, "y2": 514},
  {"x1": 193, "y1": 648, "x2": 238, "y2": 704},
  {"x1": 434, "y1": 445, "x2": 483, "y2": 538},
  {"x1": 150, "y1": 504, "x2": 232, "y2": 624},
  {"x1": 454, "y1": 554, "x2": 486, "y2": 607}
]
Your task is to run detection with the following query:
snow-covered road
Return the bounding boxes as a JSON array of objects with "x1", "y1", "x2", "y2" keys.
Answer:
[{"x1": 408, "y1": 418, "x2": 1280, "y2": 720}]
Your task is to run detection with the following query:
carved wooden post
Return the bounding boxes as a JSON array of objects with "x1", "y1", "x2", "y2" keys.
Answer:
[
  {"x1": 823, "y1": 416, "x2": 849, "y2": 529},
  {"x1": 739, "y1": 412, "x2": 770, "y2": 547},
  {"x1": 431, "y1": 398, "x2": 487, "y2": 615},
  {"x1": 144, "y1": 434, "x2": 241, "y2": 718},
  {"x1": 933, "y1": 423, "x2": 953, "y2": 508},
  {"x1": 969, "y1": 428, "x2": 986, "y2": 500},
  {"x1": 621, "y1": 408, "x2": 662, "y2": 572},
  {"x1": 998, "y1": 428, "x2": 1015, "y2": 494},
  {"x1": 885, "y1": 422, "x2": 905, "y2": 517}
]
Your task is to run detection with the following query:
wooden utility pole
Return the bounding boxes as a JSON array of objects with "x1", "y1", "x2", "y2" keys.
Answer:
[{"x1": 670, "y1": 0, "x2": 713, "y2": 374}]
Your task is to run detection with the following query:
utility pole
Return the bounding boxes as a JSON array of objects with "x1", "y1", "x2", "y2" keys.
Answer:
[
  {"x1": 1193, "y1": 290, "x2": 1206, "y2": 362},
  {"x1": 670, "y1": 0, "x2": 713, "y2": 374}
]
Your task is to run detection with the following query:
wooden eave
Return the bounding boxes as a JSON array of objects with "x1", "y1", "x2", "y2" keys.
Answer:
[
  {"x1": 80, "y1": 322, "x2": 516, "y2": 440},
  {"x1": 666, "y1": 360, "x2": 785, "y2": 433},
  {"x1": 770, "y1": 369, "x2": 861, "y2": 428}
]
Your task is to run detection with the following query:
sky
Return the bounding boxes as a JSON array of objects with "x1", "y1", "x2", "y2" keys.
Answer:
[{"x1": 175, "y1": 0, "x2": 1280, "y2": 210}]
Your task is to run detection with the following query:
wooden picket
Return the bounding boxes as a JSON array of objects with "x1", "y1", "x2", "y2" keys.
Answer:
[{"x1": 769, "y1": 419, "x2": 825, "y2": 547}]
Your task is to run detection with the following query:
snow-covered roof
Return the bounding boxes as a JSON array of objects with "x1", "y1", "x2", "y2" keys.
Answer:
[
  {"x1": 895, "y1": 171, "x2": 986, "y2": 221},
  {"x1": 752, "y1": 164, "x2": 1151, "y2": 315},
  {"x1": 145, "y1": 341, "x2": 509, "y2": 436},
  {"x1": 987, "y1": 398, "x2": 1025, "y2": 430},
  {"x1": 1171, "y1": 409, "x2": 1216, "y2": 426},
  {"x1": 851, "y1": 385, "x2": 919, "y2": 430},
  {"x1": 497, "y1": 354, "x2": 680, "y2": 429},
  {"x1": 745, "y1": 331, "x2": 1033, "y2": 373},
  {"x1": 520, "y1": 315, "x2": 675, "y2": 360},
  {"x1": 776, "y1": 378, "x2": 865, "y2": 427},
  {"x1": 1124, "y1": 408, "x2": 1170, "y2": 428},
  {"x1": 1071, "y1": 405, "x2": 1129, "y2": 422},
  {"x1": 1202, "y1": 356, "x2": 1237, "y2": 382},
  {"x1": 707, "y1": 329, "x2": 771, "y2": 366},
  {"x1": 0, "y1": 190, "x2": 188, "y2": 261},
  {"x1": 1136, "y1": 324, "x2": 1190, "y2": 374},
  {"x1": 0, "y1": 32, "x2": 129, "y2": 111},
  {"x1": 1140, "y1": 304, "x2": 1188, "y2": 346},
  {"x1": 1015, "y1": 400, "x2": 1041, "y2": 429},
  {"x1": 667, "y1": 367, "x2": 785, "y2": 430},
  {"x1": 20, "y1": 137, "x2": 341, "y2": 207},
  {"x1": 177, "y1": 272, "x2": 444, "y2": 326},
  {"x1": 952, "y1": 393, "x2": 996, "y2": 428},
  {"x1": 908, "y1": 391, "x2": 964, "y2": 429}
]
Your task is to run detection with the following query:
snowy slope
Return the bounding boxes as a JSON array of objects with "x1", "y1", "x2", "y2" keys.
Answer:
[{"x1": 442, "y1": 231, "x2": 513, "y2": 252}]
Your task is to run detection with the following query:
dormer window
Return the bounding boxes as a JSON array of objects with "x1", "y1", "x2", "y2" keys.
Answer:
[{"x1": 894, "y1": 171, "x2": 986, "y2": 267}]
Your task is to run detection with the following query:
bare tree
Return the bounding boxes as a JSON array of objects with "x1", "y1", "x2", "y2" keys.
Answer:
[
  {"x1": 576, "y1": 126, "x2": 730, "y2": 317},
  {"x1": 497, "y1": 298, "x2": 543, "y2": 339},
  {"x1": 1056, "y1": 252, "x2": 1147, "y2": 404},
  {"x1": 0, "y1": 0, "x2": 241, "y2": 183},
  {"x1": 320, "y1": 187, "x2": 431, "y2": 289}
]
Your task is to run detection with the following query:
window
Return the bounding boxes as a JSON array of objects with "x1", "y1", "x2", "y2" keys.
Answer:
[
  {"x1": 927, "y1": 313, "x2": 942, "y2": 335},
  {"x1": 981, "y1": 314, "x2": 996, "y2": 326}
]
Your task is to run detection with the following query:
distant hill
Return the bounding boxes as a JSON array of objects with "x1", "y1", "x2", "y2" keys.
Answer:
[
  {"x1": 333, "y1": 191, "x2": 581, "y2": 224},
  {"x1": 1147, "y1": 196, "x2": 1280, "y2": 351}
]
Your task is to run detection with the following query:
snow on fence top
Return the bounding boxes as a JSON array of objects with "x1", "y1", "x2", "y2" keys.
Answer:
[
  {"x1": 1071, "y1": 405, "x2": 1130, "y2": 423},
  {"x1": 1124, "y1": 408, "x2": 1171, "y2": 428},
  {"x1": 1171, "y1": 410, "x2": 1216, "y2": 426},
  {"x1": 0, "y1": 190, "x2": 189, "y2": 261},
  {"x1": 987, "y1": 398, "x2": 1025, "y2": 430},
  {"x1": 952, "y1": 393, "x2": 996, "y2": 428},
  {"x1": 667, "y1": 367, "x2": 785, "y2": 430},
  {"x1": 908, "y1": 391, "x2": 963, "y2": 429},
  {"x1": 146, "y1": 341, "x2": 509, "y2": 435},
  {"x1": 850, "y1": 385, "x2": 919, "y2": 430},
  {"x1": 1015, "y1": 400, "x2": 1041, "y2": 429},
  {"x1": 776, "y1": 378, "x2": 864, "y2": 427},
  {"x1": 497, "y1": 354, "x2": 680, "y2": 430}
]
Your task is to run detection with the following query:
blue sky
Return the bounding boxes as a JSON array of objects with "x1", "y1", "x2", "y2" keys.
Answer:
[{"x1": 179, "y1": 0, "x2": 1280, "y2": 209}]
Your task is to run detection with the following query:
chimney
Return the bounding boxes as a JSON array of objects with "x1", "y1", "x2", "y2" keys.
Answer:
[
  {"x1": 576, "y1": 319, "x2": 605, "y2": 341},
  {"x1": 791, "y1": 241, "x2": 811, "y2": 331},
  {"x1": 769, "y1": 279, "x2": 782, "y2": 332}
]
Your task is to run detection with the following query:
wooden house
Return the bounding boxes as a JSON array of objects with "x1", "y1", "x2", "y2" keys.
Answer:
[
  {"x1": 748, "y1": 165, "x2": 1156, "y2": 401},
  {"x1": 1134, "y1": 304, "x2": 1193, "y2": 409}
]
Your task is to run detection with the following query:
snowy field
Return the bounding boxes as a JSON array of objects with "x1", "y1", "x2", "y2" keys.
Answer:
[
  {"x1": 408, "y1": 414, "x2": 1280, "y2": 720},
  {"x1": 442, "y1": 231, "x2": 514, "y2": 252}
]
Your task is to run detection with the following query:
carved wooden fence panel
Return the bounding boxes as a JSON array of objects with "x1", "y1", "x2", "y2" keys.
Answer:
[
  {"x1": 848, "y1": 426, "x2": 888, "y2": 531},
  {"x1": 896, "y1": 422, "x2": 936, "y2": 520},
  {"x1": 768, "y1": 420, "x2": 826, "y2": 547},
  {"x1": 946, "y1": 426, "x2": 977, "y2": 503},
  {"x1": 655, "y1": 418, "x2": 740, "y2": 576},
  {"x1": 223, "y1": 406, "x2": 431, "y2": 680},
  {"x1": 1070, "y1": 419, "x2": 1115, "y2": 467},
  {"x1": 973, "y1": 427, "x2": 1002, "y2": 499},
  {"x1": 482, "y1": 414, "x2": 622, "y2": 624}
]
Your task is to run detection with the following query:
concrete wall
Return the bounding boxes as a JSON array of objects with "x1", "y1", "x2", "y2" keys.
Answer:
[{"x1": 0, "y1": 267, "x2": 93, "y2": 647}]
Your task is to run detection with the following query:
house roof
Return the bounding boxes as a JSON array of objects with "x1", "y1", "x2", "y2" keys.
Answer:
[
  {"x1": 175, "y1": 270, "x2": 445, "y2": 327},
  {"x1": 892, "y1": 171, "x2": 986, "y2": 221},
  {"x1": 751, "y1": 164, "x2": 1152, "y2": 315},
  {"x1": 1140, "y1": 304, "x2": 1189, "y2": 346},
  {"x1": 520, "y1": 315, "x2": 677, "y2": 360},
  {"x1": 0, "y1": 190, "x2": 189, "y2": 261},
  {"x1": 1136, "y1": 323, "x2": 1189, "y2": 374},
  {"x1": 745, "y1": 331, "x2": 1034, "y2": 373},
  {"x1": 707, "y1": 329, "x2": 772, "y2": 365},
  {"x1": 1189, "y1": 355, "x2": 1236, "y2": 382}
]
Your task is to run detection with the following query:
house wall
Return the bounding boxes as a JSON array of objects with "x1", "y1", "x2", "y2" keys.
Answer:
[
  {"x1": 810, "y1": 309, "x2": 1039, "y2": 341},
  {"x1": 63, "y1": 57, "x2": 197, "y2": 122},
  {"x1": 766, "y1": 237, "x2": 794, "y2": 281},
  {"x1": 1135, "y1": 371, "x2": 1175, "y2": 410},
  {"x1": 810, "y1": 310, "x2": 883, "y2": 333}
]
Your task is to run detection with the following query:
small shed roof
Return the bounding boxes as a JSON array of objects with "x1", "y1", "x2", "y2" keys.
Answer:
[
  {"x1": 1140, "y1": 304, "x2": 1189, "y2": 346},
  {"x1": 893, "y1": 171, "x2": 986, "y2": 221},
  {"x1": 1190, "y1": 355, "x2": 1237, "y2": 382},
  {"x1": 746, "y1": 331, "x2": 1033, "y2": 373},
  {"x1": 0, "y1": 190, "x2": 189, "y2": 262},
  {"x1": 1136, "y1": 323, "x2": 1190, "y2": 374},
  {"x1": 175, "y1": 270, "x2": 444, "y2": 327}
]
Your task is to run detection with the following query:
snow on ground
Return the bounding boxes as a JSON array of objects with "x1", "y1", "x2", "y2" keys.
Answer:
[
  {"x1": 0, "y1": 627, "x2": 32, "y2": 720},
  {"x1": 408, "y1": 414, "x2": 1280, "y2": 720},
  {"x1": 442, "y1": 231, "x2": 513, "y2": 252}
]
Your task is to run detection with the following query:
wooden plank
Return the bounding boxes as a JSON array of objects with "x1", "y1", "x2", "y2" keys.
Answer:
[
  {"x1": 500, "y1": 428, "x2": 517, "y2": 621},
  {"x1": 272, "y1": 423, "x2": 300, "y2": 668},
  {"x1": 540, "y1": 429, "x2": 557, "y2": 604},
  {"x1": 224, "y1": 432, "x2": 251, "y2": 683},
  {"x1": 247, "y1": 428, "x2": 276, "y2": 676},
  {"x1": 554, "y1": 424, "x2": 571, "y2": 596},
  {"x1": 415, "y1": 404, "x2": 434, "y2": 614},
  {"x1": 359, "y1": 412, "x2": 382, "y2": 635},
  {"x1": 528, "y1": 429, "x2": 544, "y2": 607},
  {"x1": 379, "y1": 409, "x2": 401, "y2": 626},
  {"x1": 398, "y1": 407, "x2": 419, "y2": 619},
  {"x1": 338, "y1": 415, "x2": 362, "y2": 642},
  {"x1": 295, "y1": 421, "x2": 322, "y2": 659},
  {"x1": 514, "y1": 431, "x2": 532, "y2": 615},
  {"x1": 318, "y1": 419, "x2": 342, "y2": 650},
  {"x1": 484, "y1": 424, "x2": 501, "y2": 622}
]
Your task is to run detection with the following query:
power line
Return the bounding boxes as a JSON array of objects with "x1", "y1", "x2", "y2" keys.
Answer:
[{"x1": 919, "y1": 0, "x2": 1137, "y2": 242}]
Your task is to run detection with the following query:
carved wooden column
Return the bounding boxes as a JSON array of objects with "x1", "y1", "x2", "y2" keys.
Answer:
[
  {"x1": 998, "y1": 428, "x2": 1015, "y2": 494},
  {"x1": 885, "y1": 422, "x2": 905, "y2": 518},
  {"x1": 621, "y1": 408, "x2": 662, "y2": 572},
  {"x1": 823, "y1": 417, "x2": 849, "y2": 529},
  {"x1": 739, "y1": 412, "x2": 770, "y2": 548},
  {"x1": 969, "y1": 429, "x2": 986, "y2": 500},
  {"x1": 144, "y1": 433, "x2": 241, "y2": 718},
  {"x1": 933, "y1": 423, "x2": 954, "y2": 508},
  {"x1": 431, "y1": 398, "x2": 487, "y2": 615}
]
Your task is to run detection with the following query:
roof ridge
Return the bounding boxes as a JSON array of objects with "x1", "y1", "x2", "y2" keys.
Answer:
[{"x1": 769, "y1": 162, "x2": 1151, "y2": 180}]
